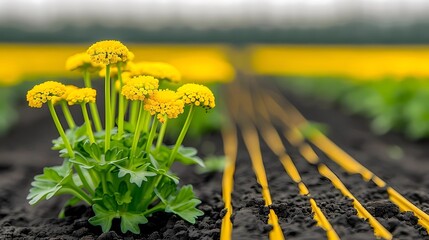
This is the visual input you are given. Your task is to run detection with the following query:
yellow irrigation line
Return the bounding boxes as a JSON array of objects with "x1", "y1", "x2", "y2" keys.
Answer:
[
  {"x1": 250, "y1": 88, "x2": 339, "y2": 239},
  {"x1": 264, "y1": 90, "x2": 429, "y2": 235},
  {"x1": 240, "y1": 124, "x2": 285, "y2": 240},
  {"x1": 311, "y1": 132, "x2": 429, "y2": 233},
  {"x1": 318, "y1": 164, "x2": 392, "y2": 240},
  {"x1": 220, "y1": 125, "x2": 238, "y2": 240},
  {"x1": 259, "y1": 124, "x2": 340, "y2": 240}
]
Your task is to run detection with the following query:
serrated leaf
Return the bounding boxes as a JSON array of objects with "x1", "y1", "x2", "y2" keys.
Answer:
[
  {"x1": 150, "y1": 168, "x2": 179, "y2": 184},
  {"x1": 69, "y1": 152, "x2": 97, "y2": 169},
  {"x1": 52, "y1": 124, "x2": 87, "y2": 151},
  {"x1": 175, "y1": 146, "x2": 205, "y2": 167},
  {"x1": 27, "y1": 161, "x2": 73, "y2": 205},
  {"x1": 114, "y1": 182, "x2": 132, "y2": 205},
  {"x1": 88, "y1": 204, "x2": 117, "y2": 233},
  {"x1": 154, "y1": 179, "x2": 177, "y2": 204},
  {"x1": 120, "y1": 212, "x2": 148, "y2": 234},
  {"x1": 159, "y1": 185, "x2": 204, "y2": 224},
  {"x1": 117, "y1": 163, "x2": 156, "y2": 187}
]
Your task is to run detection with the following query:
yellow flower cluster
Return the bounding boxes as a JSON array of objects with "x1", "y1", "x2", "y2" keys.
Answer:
[
  {"x1": 121, "y1": 76, "x2": 159, "y2": 101},
  {"x1": 52, "y1": 85, "x2": 78, "y2": 105},
  {"x1": 65, "y1": 52, "x2": 102, "y2": 72},
  {"x1": 87, "y1": 40, "x2": 129, "y2": 65},
  {"x1": 66, "y1": 88, "x2": 97, "y2": 105},
  {"x1": 144, "y1": 90, "x2": 184, "y2": 123},
  {"x1": 26, "y1": 81, "x2": 66, "y2": 108},
  {"x1": 128, "y1": 62, "x2": 181, "y2": 83},
  {"x1": 98, "y1": 51, "x2": 135, "y2": 77},
  {"x1": 177, "y1": 83, "x2": 215, "y2": 109}
]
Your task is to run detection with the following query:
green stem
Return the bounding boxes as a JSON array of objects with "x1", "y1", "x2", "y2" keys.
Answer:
[
  {"x1": 143, "y1": 203, "x2": 165, "y2": 216},
  {"x1": 139, "y1": 175, "x2": 163, "y2": 210},
  {"x1": 74, "y1": 165, "x2": 95, "y2": 195},
  {"x1": 130, "y1": 102, "x2": 145, "y2": 161},
  {"x1": 111, "y1": 76, "x2": 117, "y2": 129},
  {"x1": 167, "y1": 105, "x2": 195, "y2": 167},
  {"x1": 48, "y1": 101, "x2": 74, "y2": 158},
  {"x1": 155, "y1": 117, "x2": 168, "y2": 153},
  {"x1": 60, "y1": 102, "x2": 76, "y2": 129},
  {"x1": 104, "y1": 64, "x2": 111, "y2": 152},
  {"x1": 145, "y1": 119, "x2": 159, "y2": 153},
  {"x1": 89, "y1": 169, "x2": 100, "y2": 187},
  {"x1": 129, "y1": 101, "x2": 139, "y2": 126},
  {"x1": 81, "y1": 104, "x2": 95, "y2": 143},
  {"x1": 83, "y1": 69, "x2": 102, "y2": 132},
  {"x1": 100, "y1": 171, "x2": 108, "y2": 194},
  {"x1": 117, "y1": 62, "x2": 125, "y2": 138},
  {"x1": 142, "y1": 111, "x2": 151, "y2": 132},
  {"x1": 63, "y1": 187, "x2": 93, "y2": 205},
  {"x1": 83, "y1": 69, "x2": 92, "y2": 88}
]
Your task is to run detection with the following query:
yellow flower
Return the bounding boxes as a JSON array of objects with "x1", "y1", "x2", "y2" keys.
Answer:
[
  {"x1": 52, "y1": 85, "x2": 78, "y2": 105},
  {"x1": 65, "y1": 52, "x2": 102, "y2": 72},
  {"x1": 144, "y1": 90, "x2": 184, "y2": 123},
  {"x1": 66, "y1": 88, "x2": 97, "y2": 105},
  {"x1": 87, "y1": 40, "x2": 129, "y2": 65},
  {"x1": 121, "y1": 76, "x2": 159, "y2": 101},
  {"x1": 26, "y1": 81, "x2": 66, "y2": 108},
  {"x1": 177, "y1": 83, "x2": 215, "y2": 109},
  {"x1": 98, "y1": 58, "x2": 133, "y2": 77},
  {"x1": 128, "y1": 61, "x2": 181, "y2": 83}
]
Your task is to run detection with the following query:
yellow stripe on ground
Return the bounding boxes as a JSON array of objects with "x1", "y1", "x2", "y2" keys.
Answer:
[
  {"x1": 387, "y1": 187, "x2": 429, "y2": 232},
  {"x1": 241, "y1": 124, "x2": 285, "y2": 240},
  {"x1": 310, "y1": 132, "x2": 375, "y2": 182},
  {"x1": 279, "y1": 155, "x2": 301, "y2": 183},
  {"x1": 318, "y1": 164, "x2": 392, "y2": 240},
  {"x1": 264, "y1": 92, "x2": 429, "y2": 236},
  {"x1": 220, "y1": 125, "x2": 238, "y2": 240},
  {"x1": 309, "y1": 198, "x2": 339, "y2": 240},
  {"x1": 259, "y1": 125, "x2": 340, "y2": 240}
]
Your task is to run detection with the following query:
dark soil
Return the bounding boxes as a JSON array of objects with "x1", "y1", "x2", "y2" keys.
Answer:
[{"x1": 1, "y1": 80, "x2": 429, "y2": 239}]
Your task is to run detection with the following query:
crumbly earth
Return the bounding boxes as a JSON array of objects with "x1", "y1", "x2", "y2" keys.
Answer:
[{"x1": 1, "y1": 82, "x2": 429, "y2": 239}]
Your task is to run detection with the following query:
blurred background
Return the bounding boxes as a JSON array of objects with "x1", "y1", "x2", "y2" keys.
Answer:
[{"x1": 2, "y1": 0, "x2": 429, "y2": 139}]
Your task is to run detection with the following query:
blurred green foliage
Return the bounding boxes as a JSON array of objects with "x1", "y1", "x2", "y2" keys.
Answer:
[{"x1": 282, "y1": 77, "x2": 429, "y2": 140}]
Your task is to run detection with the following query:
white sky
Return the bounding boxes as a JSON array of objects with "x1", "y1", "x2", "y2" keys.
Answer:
[{"x1": 1, "y1": 0, "x2": 429, "y2": 29}]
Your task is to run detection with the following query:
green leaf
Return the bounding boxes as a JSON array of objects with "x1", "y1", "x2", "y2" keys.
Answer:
[
  {"x1": 117, "y1": 163, "x2": 156, "y2": 187},
  {"x1": 158, "y1": 185, "x2": 204, "y2": 224},
  {"x1": 69, "y1": 152, "x2": 97, "y2": 169},
  {"x1": 52, "y1": 124, "x2": 87, "y2": 152},
  {"x1": 154, "y1": 179, "x2": 177, "y2": 204},
  {"x1": 120, "y1": 212, "x2": 148, "y2": 234},
  {"x1": 196, "y1": 156, "x2": 226, "y2": 174},
  {"x1": 27, "y1": 161, "x2": 73, "y2": 205},
  {"x1": 176, "y1": 147, "x2": 205, "y2": 167},
  {"x1": 114, "y1": 182, "x2": 132, "y2": 205},
  {"x1": 88, "y1": 204, "x2": 117, "y2": 233}
]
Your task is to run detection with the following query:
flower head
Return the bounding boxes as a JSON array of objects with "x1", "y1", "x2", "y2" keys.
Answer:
[
  {"x1": 52, "y1": 85, "x2": 79, "y2": 105},
  {"x1": 65, "y1": 52, "x2": 102, "y2": 72},
  {"x1": 121, "y1": 76, "x2": 159, "y2": 101},
  {"x1": 98, "y1": 53, "x2": 134, "y2": 78},
  {"x1": 26, "y1": 81, "x2": 66, "y2": 108},
  {"x1": 177, "y1": 83, "x2": 215, "y2": 109},
  {"x1": 87, "y1": 40, "x2": 129, "y2": 65},
  {"x1": 144, "y1": 90, "x2": 184, "y2": 123},
  {"x1": 129, "y1": 62, "x2": 181, "y2": 83},
  {"x1": 66, "y1": 88, "x2": 97, "y2": 105}
]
